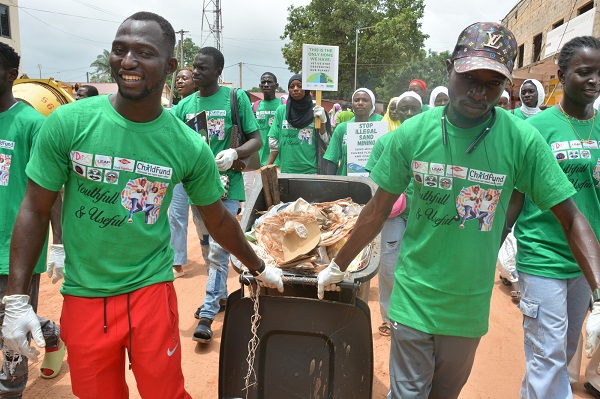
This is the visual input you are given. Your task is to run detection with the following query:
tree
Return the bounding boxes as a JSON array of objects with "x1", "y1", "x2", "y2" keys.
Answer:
[
  {"x1": 281, "y1": 0, "x2": 427, "y2": 101},
  {"x1": 168, "y1": 37, "x2": 202, "y2": 101},
  {"x1": 90, "y1": 49, "x2": 114, "y2": 83},
  {"x1": 377, "y1": 50, "x2": 451, "y2": 103}
]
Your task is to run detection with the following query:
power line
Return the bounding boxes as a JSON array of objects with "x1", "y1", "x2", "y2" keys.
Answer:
[
  {"x1": 16, "y1": 6, "x2": 121, "y2": 23},
  {"x1": 18, "y1": 8, "x2": 108, "y2": 44},
  {"x1": 70, "y1": 0, "x2": 124, "y2": 18}
]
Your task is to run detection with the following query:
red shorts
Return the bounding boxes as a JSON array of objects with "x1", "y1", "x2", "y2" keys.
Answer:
[{"x1": 61, "y1": 282, "x2": 191, "y2": 399}]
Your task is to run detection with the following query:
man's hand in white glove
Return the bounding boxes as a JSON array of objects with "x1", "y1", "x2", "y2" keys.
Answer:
[
  {"x1": 47, "y1": 244, "x2": 65, "y2": 284},
  {"x1": 215, "y1": 149, "x2": 238, "y2": 171},
  {"x1": 255, "y1": 265, "x2": 284, "y2": 293},
  {"x1": 317, "y1": 259, "x2": 345, "y2": 300},
  {"x1": 586, "y1": 302, "x2": 600, "y2": 372},
  {"x1": 1, "y1": 295, "x2": 45, "y2": 362},
  {"x1": 313, "y1": 106, "x2": 327, "y2": 123}
]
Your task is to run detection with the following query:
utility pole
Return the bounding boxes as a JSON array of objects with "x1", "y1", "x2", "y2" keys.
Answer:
[
  {"x1": 169, "y1": 29, "x2": 188, "y2": 107},
  {"x1": 239, "y1": 62, "x2": 242, "y2": 89},
  {"x1": 86, "y1": 72, "x2": 89, "y2": 83},
  {"x1": 38, "y1": 64, "x2": 41, "y2": 79}
]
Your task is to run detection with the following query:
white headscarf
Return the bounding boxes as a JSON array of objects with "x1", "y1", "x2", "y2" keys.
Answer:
[
  {"x1": 428, "y1": 86, "x2": 448, "y2": 108},
  {"x1": 353, "y1": 88, "x2": 376, "y2": 115},
  {"x1": 397, "y1": 91, "x2": 422, "y2": 105},
  {"x1": 519, "y1": 79, "x2": 545, "y2": 118},
  {"x1": 501, "y1": 90, "x2": 510, "y2": 100}
]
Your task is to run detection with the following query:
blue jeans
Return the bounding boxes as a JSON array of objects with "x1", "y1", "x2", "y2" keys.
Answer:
[
  {"x1": 191, "y1": 199, "x2": 239, "y2": 320},
  {"x1": 379, "y1": 216, "x2": 406, "y2": 324},
  {"x1": 168, "y1": 183, "x2": 189, "y2": 266},
  {"x1": 518, "y1": 272, "x2": 591, "y2": 399}
]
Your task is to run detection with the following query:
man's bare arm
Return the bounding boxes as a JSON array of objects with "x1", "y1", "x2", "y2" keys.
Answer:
[
  {"x1": 7, "y1": 180, "x2": 58, "y2": 295},
  {"x1": 551, "y1": 198, "x2": 600, "y2": 290}
]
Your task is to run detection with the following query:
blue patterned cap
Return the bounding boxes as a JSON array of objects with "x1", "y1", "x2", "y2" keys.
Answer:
[{"x1": 451, "y1": 22, "x2": 518, "y2": 82}]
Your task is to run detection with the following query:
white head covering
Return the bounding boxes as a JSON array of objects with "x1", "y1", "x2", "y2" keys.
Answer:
[
  {"x1": 501, "y1": 90, "x2": 510, "y2": 100},
  {"x1": 519, "y1": 79, "x2": 545, "y2": 118},
  {"x1": 428, "y1": 86, "x2": 448, "y2": 108},
  {"x1": 353, "y1": 88, "x2": 376, "y2": 115},
  {"x1": 397, "y1": 91, "x2": 422, "y2": 105}
]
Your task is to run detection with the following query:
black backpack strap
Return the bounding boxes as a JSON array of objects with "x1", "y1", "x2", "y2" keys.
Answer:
[{"x1": 230, "y1": 88, "x2": 242, "y2": 130}]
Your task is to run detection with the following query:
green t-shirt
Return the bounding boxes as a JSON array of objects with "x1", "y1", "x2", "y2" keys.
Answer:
[
  {"x1": 365, "y1": 131, "x2": 412, "y2": 218},
  {"x1": 171, "y1": 86, "x2": 259, "y2": 201},
  {"x1": 255, "y1": 98, "x2": 284, "y2": 166},
  {"x1": 323, "y1": 114, "x2": 384, "y2": 176},
  {"x1": 370, "y1": 106, "x2": 575, "y2": 338},
  {"x1": 422, "y1": 104, "x2": 431, "y2": 112},
  {"x1": 336, "y1": 110, "x2": 354, "y2": 124},
  {"x1": 515, "y1": 106, "x2": 600, "y2": 279},
  {"x1": 267, "y1": 105, "x2": 319, "y2": 174},
  {"x1": 0, "y1": 102, "x2": 47, "y2": 275},
  {"x1": 26, "y1": 95, "x2": 224, "y2": 297},
  {"x1": 513, "y1": 108, "x2": 527, "y2": 120}
]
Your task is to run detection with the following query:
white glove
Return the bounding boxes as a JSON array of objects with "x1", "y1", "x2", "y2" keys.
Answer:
[
  {"x1": 313, "y1": 106, "x2": 327, "y2": 123},
  {"x1": 1, "y1": 295, "x2": 45, "y2": 362},
  {"x1": 586, "y1": 302, "x2": 600, "y2": 365},
  {"x1": 47, "y1": 244, "x2": 65, "y2": 284},
  {"x1": 317, "y1": 259, "x2": 345, "y2": 300},
  {"x1": 215, "y1": 149, "x2": 238, "y2": 171},
  {"x1": 255, "y1": 265, "x2": 284, "y2": 293}
]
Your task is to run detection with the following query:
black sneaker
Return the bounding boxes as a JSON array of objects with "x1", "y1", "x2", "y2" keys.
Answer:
[{"x1": 192, "y1": 318, "x2": 213, "y2": 343}]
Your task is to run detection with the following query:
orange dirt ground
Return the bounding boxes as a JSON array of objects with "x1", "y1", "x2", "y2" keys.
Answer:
[{"x1": 23, "y1": 220, "x2": 597, "y2": 398}]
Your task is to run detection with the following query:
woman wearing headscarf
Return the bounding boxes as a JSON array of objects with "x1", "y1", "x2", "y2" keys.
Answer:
[
  {"x1": 329, "y1": 103, "x2": 342, "y2": 128},
  {"x1": 365, "y1": 90, "x2": 423, "y2": 337},
  {"x1": 428, "y1": 86, "x2": 449, "y2": 108},
  {"x1": 382, "y1": 97, "x2": 400, "y2": 132},
  {"x1": 323, "y1": 87, "x2": 382, "y2": 175},
  {"x1": 497, "y1": 90, "x2": 511, "y2": 110},
  {"x1": 267, "y1": 74, "x2": 331, "y2": 174},
  {"x1": 408, "y1": 78, "x2": 430, "y2": 111},
  {"x1": 513, "y1": 79, "x2": 545, "y2": 119}
]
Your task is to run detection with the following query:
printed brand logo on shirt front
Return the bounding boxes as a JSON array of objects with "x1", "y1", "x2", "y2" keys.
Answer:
[
  {"x1": 70, "y1": 151, "x2": 93, "y2": 166},
  {"x1": 136, "y1": 161, "x2": 173, "y2": 180},
  {"x1": 412, "y1": 160, "x2": 428, "y2": 174},
  {"x1": 72, "y1": 162, "x2": 86, "y2": 177},
  {"x1": 467, "y1": 168, "x2": 506, "y2": 186},
  {"x1": 94, "y1": 155, "x2": 113, "y2": 168},
  {"x1": 445, "y1": 165, "x2": 468, "y2": 180},
  {"x1": 429, "y1": 163, "x2": 445, "y2": 176},
  {"x1": 87, "y1": 168, "x2": 102, "y2": 181},
  {"x1": 208, "y1": 110, "x2": 226, "y2": 117},
  {"x1": 0, "y1": 140, "x2": 14, "y2": 150},
  {"x1": 104, "y1": 171, "x2": 119, "y2": 184},
  {"x1": 552, "y1": 141, "x2": 569, "y2": 151},
  {"x1": 113, "y1": 157, "x2": 135, "y2": 172}
]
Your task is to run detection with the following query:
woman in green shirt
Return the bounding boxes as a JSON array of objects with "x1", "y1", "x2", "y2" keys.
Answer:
[{"x1": 513, "y1": 79, "x2": 544, "y2": 119}]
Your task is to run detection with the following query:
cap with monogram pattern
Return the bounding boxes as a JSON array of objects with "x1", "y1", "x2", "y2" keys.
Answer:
[{"x1": 451, "y1": 22, "x2": 518, "y2": 82}]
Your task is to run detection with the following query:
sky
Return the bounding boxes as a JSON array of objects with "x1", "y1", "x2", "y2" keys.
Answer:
[{"x1": 16, "y1": 0, "x2": 519, "y2": 90}]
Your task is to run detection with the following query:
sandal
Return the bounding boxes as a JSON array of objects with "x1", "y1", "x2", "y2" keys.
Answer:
[
  {"x1": 40, "y1": 340, "x2": 66, "y2": 379},
  {"x1": 378, "y1": 322, "x2": 391, "y2": 337},
  {"x1": 193, "y1": 318, "x2": 213, "y2": 343}
]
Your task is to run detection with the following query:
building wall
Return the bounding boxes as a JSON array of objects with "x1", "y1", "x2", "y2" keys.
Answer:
[
  {"x1": 0, "y1": 1, "x2": 20, "y2": 56},
  {"x1": 502, "y1": 0, "x2": 598, "y2": 69}
]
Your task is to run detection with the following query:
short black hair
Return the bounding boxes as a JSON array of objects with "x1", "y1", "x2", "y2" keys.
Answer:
[
  {"x1": 81, "y1": 85, "x2": 99, "y2": 96},
  {"x1": 261, "y1": 72, "x2": 277, "y2": 83},
  {"x1": 124, "y1": 12, "x2": 176, "y2": 56},
  {"x1": 197, "y1": 47, "x2": 224, "y2": 70},
  {"x1": 558, "y1": 36, "x2": 600, "y2": 71},
  {"x1": 0, "y1": 42, "x2": 20, "y2": 70}
]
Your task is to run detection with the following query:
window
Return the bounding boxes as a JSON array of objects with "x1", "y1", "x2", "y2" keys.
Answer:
[
  {"x1": 517, "y1": 44, "x2": 524, "y2": 68},
  {"x1": 552, "y1": 19, "x2": 564, "y2": 29},
  {"x1": 532, "y1": 33, "x2": 542, "y2": 63},
  {"x1": 0, "y1": 5, "x2": 9, "y2": 38},
  {"x1": 578, "y1": 1, "x2": 594, "y2": 15}
]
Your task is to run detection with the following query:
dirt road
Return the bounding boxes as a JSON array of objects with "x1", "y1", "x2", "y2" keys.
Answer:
[{"x1": 23, "y1": 224, "x2": 597, "y2": 398}]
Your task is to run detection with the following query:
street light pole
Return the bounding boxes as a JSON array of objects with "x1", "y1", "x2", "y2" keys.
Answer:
[{"x1": 353, "y1": 26, "x2": 376, "y2": 92}]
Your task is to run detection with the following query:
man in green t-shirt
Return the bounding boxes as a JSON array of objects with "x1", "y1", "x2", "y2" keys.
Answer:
[
  {"x1": 1, "y1": 13, "x2": 281, "y2": 399},
  {"x1": 317, "y1": 22, "x2": 600, "y2": 399},
  {"x1": 171, "y1": 46, "x2": 262, "y2": 344},
  {"x1": 254, "y1": 72, "x2": 285, "y2": 166},
  {"x1": 0, "y1": 41, "x2": 64, "y2": 395}
]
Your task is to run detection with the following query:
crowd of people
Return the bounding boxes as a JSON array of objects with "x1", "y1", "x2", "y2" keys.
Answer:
[{"x1": 1, "y1": 10, "x2": 600, "y2": 399}]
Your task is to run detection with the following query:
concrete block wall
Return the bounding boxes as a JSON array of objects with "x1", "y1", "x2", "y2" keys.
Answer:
[{"x1": 502, "y1": 0, "x2": 599, "y2": 68}]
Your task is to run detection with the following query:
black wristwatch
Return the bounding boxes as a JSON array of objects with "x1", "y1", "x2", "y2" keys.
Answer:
[
  {"x1": 249, "y1": 260, "x2": 266, "y2": 277},
  {"x1": 593, "y1": 288, "x2": 600, "y2": 303}
]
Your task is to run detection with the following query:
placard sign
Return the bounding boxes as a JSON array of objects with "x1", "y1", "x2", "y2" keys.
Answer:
[
  {"x1": 301, "y1": 44, "x2": 339, "y2": 91},
  {"x1": 346, "y1": 121, "x2": 388, "y2": 176}
]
